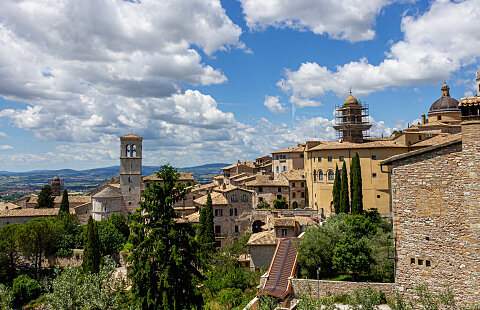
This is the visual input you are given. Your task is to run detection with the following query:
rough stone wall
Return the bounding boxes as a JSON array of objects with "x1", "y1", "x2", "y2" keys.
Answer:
[
  {"x1": 391, "y1": 135, "x2": 479, "y2": 306},
  {"x1": 92, "y1": 196, "x2": 124, "y2": 221},
  {"x1": 250, "y1": 245, "x2": 276, "y2": 270},
  {"x1": 291, "y1": 279, "x2": 394, "y2": 299},
  {"x1": 252, "y1": 186, "x2": 289, "y2": 208}
]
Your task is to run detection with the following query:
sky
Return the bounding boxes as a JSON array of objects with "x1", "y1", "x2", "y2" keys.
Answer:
[{"x1": 0, "y1": 0, "x2": 479, "y2": 172}]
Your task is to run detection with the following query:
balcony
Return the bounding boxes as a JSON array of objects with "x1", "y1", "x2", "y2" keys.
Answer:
[{"x1": 215, "y1": 233, "x2": 228, "y2": 238}]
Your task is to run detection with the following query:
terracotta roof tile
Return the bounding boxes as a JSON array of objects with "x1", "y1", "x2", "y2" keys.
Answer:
[
  {"x1": 410, "y1": 133, "x2": 461, "y2": 147},
  {"x1": 459, "y1": 96, "x2": 480, "y2": 106},
  {"x1": 246, "y1": 176, "x2": 288, "y2": 187},
  {"x1": 0, "y1": 208, "x2": 74, "y2": 218},
  {"x1": 120, "y1": 134, "x2": 142, "y2": 139},
  {"x1": 221, "y1": 161, "x2": 256, "y2": 170},
  {"x1": 307, "y1": 140, "x2": 408, "y2": 151},
  {"x1": 194, "y1": 192, "x2": 228, "y2": 206},
  {"x1": 214, "y1": 184, "x2": 255, "y2": 193},
  {"x1": 247, "y1": 229, "x2": 276, "y2": 245},
  {"x1": 144, "y1": 172, "x2": 194, "y2": 181},
  {"x1": 271, "y1": 144, "x2": 305, "y2": 154},
  {"x1": 274, "y1": 218, "x2": 296, "y2": 227},
  {"x1": 0, "y1": 203, "x2": 22, "y2": 211},
  {"x1": 279, "y1": 170, "x2": 306, "y2": 181},
  {"x1": 92, "y1": 186, "x2": 122, "y2": 198},
  {"x1": 185, "y1": 212, "x2": 200, "y2": 223}
]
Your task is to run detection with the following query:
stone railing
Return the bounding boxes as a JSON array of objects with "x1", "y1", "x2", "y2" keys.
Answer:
[{"x1": 291, "y1": 278, "x2": 395, "y2": 299}]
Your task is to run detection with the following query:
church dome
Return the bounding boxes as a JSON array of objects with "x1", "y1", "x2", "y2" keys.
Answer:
[
  {"x1": 344, "y1": 94, "x2": 358, "y2": 105},
  {"x1": 428, "y1": 83, "x2": 460, "y2": 115}
]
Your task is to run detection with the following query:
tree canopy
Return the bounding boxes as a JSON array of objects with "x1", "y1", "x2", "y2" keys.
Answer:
[
  {"x1": 128, "y1": 165, "x2": 203, "y2": 310},
  {"x1": 340, "y1": 161, "x2": 350, "y2": 214},
  {"x1": 36, "y1": 185, "x2": 54, "y2": 209},
  {"x1": 82, "y1": 216, "x2": 101, "y2": 274},
  {"x1": 59, "y1": 189, "x2": 69, "y2": 214}
]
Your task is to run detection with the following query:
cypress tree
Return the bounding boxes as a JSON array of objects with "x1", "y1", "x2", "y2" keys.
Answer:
[
  {"x1": 59, "y1": 189, "x2": 69, "y2": 214},
  {"x1": 340, "y1": 161, "x2": 350, "y2": 214},
  {"x1": 197, "y1": 193, "x2": 215, "y2": 260},
  {"x1": 350, "y1": 153, "x2": 364, "y2": 215},
  {"x1": 332, "y1": 164, "x2": 341, "y2": 214},
  {"x1": 83, "y1": 216, "x2": 101, "y2": 273},
  {"x1": 36, "y1": 185, "x2": 54, "y2": 209}
]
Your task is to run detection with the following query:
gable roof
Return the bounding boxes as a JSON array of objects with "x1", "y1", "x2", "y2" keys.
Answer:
[
  {"x1": 92, "y1": 186, "x2": 122, "y2": 198},
  {"x1": 193, "y1": 192, "x2": 228, "y2": 206},
  {"x1": 221, "y1": 161, "x2": 256, "y2": 170},
  {"x1": 247, "y1": 229, "x2": 276, "y2": 245},
  {"x1": 246, "y1": 175, "x2": 288, "y2": 187},
  {"x1": 144, "y1": 172, "x2": 194, "y2": 181},
  {"x1": 271, "y1": 144, "x2": 305, "y2": 154},
  {"x1": 279, "y1": 170, "x2": 306, "y2": 181}
]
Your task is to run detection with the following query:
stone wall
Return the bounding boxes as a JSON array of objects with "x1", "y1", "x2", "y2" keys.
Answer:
[
  {"x1": 250, "y1": 245, "x2": 276, "y2": 270},
  {"x1": 391, "y1": 128, "x2": 479, "y2": 307},
  {"x1": 291, "y1": 279, "x2": 394, "y2": 299}
]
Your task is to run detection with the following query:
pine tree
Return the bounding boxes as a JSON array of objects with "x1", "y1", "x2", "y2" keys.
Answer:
[
  {"x1": 36, "y1": 185, "x2": 54, "y2": 209},
  {"x1": 129, "y1": 165, "x2": 203, "y2": 310},
  {"x1": 350, "y1": 152, "x2": 364, "y2": 215},
  {"x1": 82, "y1": 216, "x2": 101, "y2": 274},
  {"x1": 332, "y1": 164, "x2": 341, "y2": 214},
  {"x1": 197, "y1": 193, "x2": 215, "y2": 260},
  {"x1": 340, "y1": 161, "x2": 350, "y2": 214},
  {"x1": 59, "y1": 189, "x2": 69, "y2": 214}
]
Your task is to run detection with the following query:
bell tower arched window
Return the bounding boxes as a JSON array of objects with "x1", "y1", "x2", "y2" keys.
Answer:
[
  {"x1": 132, "y1": 144, "x2": 137, "y2": 157},
  {"x1": 126, "y1": 144, "x2": 131, "y2": 157}
]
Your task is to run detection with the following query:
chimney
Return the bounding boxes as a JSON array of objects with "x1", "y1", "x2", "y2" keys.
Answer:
[{"x1": 421, "y1": 114, "x2": 426, "y2": 125}]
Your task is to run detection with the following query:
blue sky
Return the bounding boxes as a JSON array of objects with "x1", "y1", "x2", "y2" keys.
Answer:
[{"x1": 0, "y1": 0, "x2": 479, "y2": 171}]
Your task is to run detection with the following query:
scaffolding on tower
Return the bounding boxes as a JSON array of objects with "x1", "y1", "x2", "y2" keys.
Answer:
[{"x1": 333, "y1": 101, "x2": 371, "y2": 143}]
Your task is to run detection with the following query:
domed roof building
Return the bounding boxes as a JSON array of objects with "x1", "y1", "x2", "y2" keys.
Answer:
[{"x1": 427, "y1": 83, "x2": 461, "y2": 124}]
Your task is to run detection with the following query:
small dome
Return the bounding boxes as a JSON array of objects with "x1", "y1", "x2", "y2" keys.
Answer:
[
  {"x1": 344, "y1": 94, "x2": 358, "y2": 105},
  {"x1": 53, "y1": 176, "x2": 60, "y2": 181},
  {"x1": 428, "y1": 83, "x2": 460, "y2": 115}
]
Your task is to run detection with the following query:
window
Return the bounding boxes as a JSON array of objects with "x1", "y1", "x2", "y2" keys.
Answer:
[
  {"x1": 281, "y1": 229, "x2": 288, "y2": 237},
  {"x1": 438, "y1": 115, "x2": 442, "y2": 120},
  {"x1": 277, "y1": 195, "x2": 282, "y2": 199},
  {"x1": 300, "y1": 154, "x2": 304, "y2": 158},
  {"x1": 241, "y1": 194, "x2": 248, "y2": 202},
  {"x1": 301, "y1": 182, "x2": 304, "y2": 187},
  {"x1": 418, "y1": 259, "x2": 424, "y2": 266},
  {"x1": 426, "y1": 260, "x2": 431, "y2": 267},
  {"x1": 292, "y1": 182, "x2": 295, "y2": 188},
  {"x1": 292, "y1": 192, "x2": 296, "y2": 198},
  {"x1": 313, "y1": 169, "x2": 317, "y2": 182},
  {"x1": 259, "y1": 197, "x2": 263, "y2": 202},
  {"x1": 129, "y1": 202, "x2": 131, "y2": 205},
  {"x1": 231, "y1": 195, "x2": 238, "y2": 202},
  {"x1": 215, "y1": 209, "x2": 223, "y2": 217},
  {"x1": 327, "y1": 170, "x2": 335, "y2": 180},
  {"x1": 372, "y1": 155, "x2": 377, "y2": 160},
  {"x1": 235, "y1": 225, "x2": 239, "y2": 233},
  {"x1": 372, "y1": 173, "x2": 377, "y2": 178},
  {"x1": 276, "y1": 166, "x2": 279, "y2": 172},
  {"x1": 301, "y1": 192, "x2": 305, "y2": 198},
  {"x1": 215, "y1": 225, "x2": 221, "y2": 234},
  {"x1": 411, "y1": 258, "x2": 415, "y2": 264},
  {"x1": 230, "y1": 208, "x2": 238, "y2": 216},
  {"x1": 377, "y1": 195, "x2": 380, "y2": 198},
  {"x1": 318, "y1": 157, "x2": 322, "y2": 162},
  {"x1": 313, "y1": 157, "x2": 316, "y2": 162},
  {"x1": 339, "y1": 156, "x2": 344, "y2": 162},
  {"x1": 259, "y1": 186, "x2": 263, "y2": 192},
  {"x1": 132, "y1": 144, "x2": 137, "y2": 157},
  {"x1": 129, "y1": 187, "x2": 131, "y2": 192},
  {"x1": 128, "y1": 177, "x2": 133, "y2": 183},
  {"x1": 282, "y1": 166, "x2": 286, "y2": 171},
  {"x1": 126, "y1": 144, "x2": 130, "y2": 157},
  {"x1": 278, "y1": 187, "x2": 282, "y2": 192},
  {"x1": 318, "y1": 170, "x2": 323, "y2": 181},
  {"x1": 328, "y1": 156, "x2": 332, "y2": 162}
]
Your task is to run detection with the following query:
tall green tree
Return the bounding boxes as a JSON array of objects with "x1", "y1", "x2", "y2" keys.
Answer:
[
  {"x1": 59, "y1": 189, "x2": 69, "y2": 214},
  {"x1": 0, "y1": 224, "x2": 22, "y2": 284},
  {"x1": 340, "y1": 161, "x2": 350, "y2": 214},
  {"x1": 197, "y1": 193, "x2": 215, "y2": 261},
  {"x1": 19, "y1": 217, "x2": 62, "y2": 271},
  {"x1": 128, "y1": 165, "x2": 203, "y2": 310},
  {"x1": 332, "y1": 164, "x2": 341, "y2": 214},
  {"x1": 35, "y1": 185, "x2": 54, "y2": 209},
  {"x1": 350, "y1": 152, "x2": 364, "y2": 215},
  {"x1": 83, "y1": 216, "x2": 101, "y2": 274},
  {"x1": 332, "y1": 234, "x2": 373, "y2": 281}
]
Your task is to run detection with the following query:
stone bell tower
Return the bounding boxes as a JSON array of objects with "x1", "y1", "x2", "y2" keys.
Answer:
[{"x1": 119, "y1": 134, "x2": 142, "y2": 212}]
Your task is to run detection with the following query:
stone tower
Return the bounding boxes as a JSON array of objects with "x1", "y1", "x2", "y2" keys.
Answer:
[
  {"x1": 119, "y1": 134, "x2": 142, "y2": 212},
  {"x1": 333, "y1": 92, "x2": 371, "y2": 143}
]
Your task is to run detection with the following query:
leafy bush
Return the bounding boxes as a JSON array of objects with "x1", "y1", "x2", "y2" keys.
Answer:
[
  {"x1": 257, "y1": 201, "x2": 270, "y2": 209},
  {"x1": 96, "y1": 220, "x2": 126, "y2": 255},
  {"x1": 217, "y1": 287, "x2": 243, "y2": 308},
  {"x1": 11, "y1": 275, "x2": 41, "y2": 309},
  {"x1": 273, "y1": 198, "x2": 288, "y2": 209},
  {"x1": 348, "y1": 286, "x2": 385, "y2": 310},
  {"x1": 0, "y1": 284, "x2": 13, "y2": 310}
]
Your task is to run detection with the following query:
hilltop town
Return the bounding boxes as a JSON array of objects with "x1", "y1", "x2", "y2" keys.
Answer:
[{"x1": 0, "y1": 74, "x2": 479, "y2": 308}]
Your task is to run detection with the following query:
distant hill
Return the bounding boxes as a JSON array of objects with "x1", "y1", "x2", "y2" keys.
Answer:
[{"x1": 0, "y1": 163, "x2": 230, "y2": 201}]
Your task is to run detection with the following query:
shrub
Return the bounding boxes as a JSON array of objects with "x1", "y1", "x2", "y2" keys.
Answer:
[
  {"x1": 348, "y1": 286, "x2": 384, "y2": 310},
  {"x1": 0, "y1": 284, "x2": 13, "y2": 310},
  {"x1": 273, "y1": 198, "x2": 287, "y2": 209},
  {"x1": 257, "y1": 201, "x2": 270, "y2": 209},
  {"x1": 11, "y1": 275, "x2": 41, "y2": 309}
]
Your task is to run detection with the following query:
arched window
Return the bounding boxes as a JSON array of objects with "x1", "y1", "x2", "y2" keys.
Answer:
[
  {"x1": 313, "y1": 169, "x2": 317, "y2": 182},
  {"x1": 126, "y1": 144, "x2": 130, "y2": 157},
  {"x1": 132, "y1": 144, "x2": 137, "y2": 157},
  {"x1": 128, "y1": 177, "x2": 133, "y2": 183},
  {"x1": 318, "y1": 170, "x2": 324, "y2": 181},
  {"x1": 327, "y1": 170, "x2": 335, "y2": 180}
]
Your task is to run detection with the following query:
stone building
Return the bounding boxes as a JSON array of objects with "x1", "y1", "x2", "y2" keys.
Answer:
[
  {"x1": 272, "y1": 144, "x2": 305, "y2": 180},
  {"x1": 119, "y1": 134, "x2": 143, "y2": 213},
  {"x1": 278, "y1": 170, "x2": 307, "y2": 209},
  {"x1": 380, "y1": 83, "x2": 480, "y2": 306},
  {"x1": 246, "y1": 175, "x2": 290, "y2": 208},
  {"x1": 193, "y1": 184, "x2": 254, "y2": 248}
]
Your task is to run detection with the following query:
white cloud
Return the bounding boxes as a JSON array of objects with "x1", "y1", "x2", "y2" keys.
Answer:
[
  {"x1": 278, "y1": 0, "x2": 480, "y2": 102},
  {"x1": 0, "y1": 132, "x2": 9, "y2": 138},
  {"x1": 239, "y1": 0, "x2": 392, "y2": 42},
  {"x1": 263, "y1": 95, "x2": 288, "y2": 114},
  {"x1": 0, "y1": 145, "x2": 13, "y2": 150}
]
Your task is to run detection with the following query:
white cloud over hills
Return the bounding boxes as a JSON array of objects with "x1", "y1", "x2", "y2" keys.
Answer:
[{"x1": 278, "y1": 0, "x2": 480, "y2": 102}]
